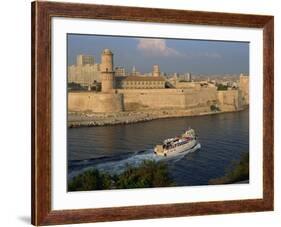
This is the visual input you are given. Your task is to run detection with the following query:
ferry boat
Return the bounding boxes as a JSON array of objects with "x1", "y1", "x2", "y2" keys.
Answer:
[{"x1": 154, "y1": 128, "x2": 201, "y2": 157}]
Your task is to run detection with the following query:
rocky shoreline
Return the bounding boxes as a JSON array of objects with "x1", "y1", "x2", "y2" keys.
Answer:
[{"x1": 68, "y1": 108, "x2": 244, "y2": 128}]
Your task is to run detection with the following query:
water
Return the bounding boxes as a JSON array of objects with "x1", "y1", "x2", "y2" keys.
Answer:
[{"x1": 68, "y1": 109, "x2": 249, "y2": 186}]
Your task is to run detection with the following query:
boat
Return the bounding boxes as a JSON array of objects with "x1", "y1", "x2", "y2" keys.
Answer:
[{"x1": 154, "y1": 128, "x2": 201, "y2": 157}]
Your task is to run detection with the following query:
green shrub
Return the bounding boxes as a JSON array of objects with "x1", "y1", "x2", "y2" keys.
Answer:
[
  {"x1": 68, "y1": 169, "x2": 112, "y2": 191},
  {"x1": 68, "y1": 160, "x2": 174, "y2": 191},
  {"x1": 116, "y1": 160, "x2": 174, "y2": 189},
  {"x1": 217, "y1": 84, "x2": 228, "y2": 91}
]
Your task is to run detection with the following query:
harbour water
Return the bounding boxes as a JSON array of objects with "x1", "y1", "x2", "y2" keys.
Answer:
[{"x1": 68, "y1": 109, "x2": 249, "y2": 186}]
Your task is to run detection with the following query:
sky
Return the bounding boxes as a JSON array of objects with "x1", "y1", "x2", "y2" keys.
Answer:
[{"x1": 67, "y1": 34, "x2": 249, "y2": 75}]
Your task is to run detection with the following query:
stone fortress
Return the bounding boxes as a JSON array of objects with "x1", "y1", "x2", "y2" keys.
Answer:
[{"x1": 68, "y1": 49, "x2": 249, "y2": 121}]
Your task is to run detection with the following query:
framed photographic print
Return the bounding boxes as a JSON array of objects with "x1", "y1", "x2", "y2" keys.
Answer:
[{"x1": 31, "y1": 1, "x2": 274, "y2": 226}]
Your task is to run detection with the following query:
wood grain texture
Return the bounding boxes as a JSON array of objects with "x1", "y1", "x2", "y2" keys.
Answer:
[
  {"x1": 262, "y1": 17, "x2": 274, "y2": 210},
  {"x1": 32, "y1": 1, "x2": 52, "y2": 225},
  {"x1": 31, "y1": 1, "x2": 274, "y2": 226}
]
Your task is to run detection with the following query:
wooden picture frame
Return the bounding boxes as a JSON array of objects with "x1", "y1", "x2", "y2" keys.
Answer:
[{"x1": 31, "y1": 1, "x2": 274, "y2": 226}]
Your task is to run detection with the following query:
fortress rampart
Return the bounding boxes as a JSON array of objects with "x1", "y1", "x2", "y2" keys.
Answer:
[
  {"x1": 68, "y1": 87, "x2": 242, "y2": 114},
  {"x1": 68, "y1": 92, "x2": 124, "y2": 113},
  {"x1": 117, "y1": 88, "x2": 217, "y2": 111},
  {"x1": 217, "y1": 90, "x2": 243, "y2": 111},
  {"x1": 239, "y1": 74, "x2": 249, "y2": 105}
]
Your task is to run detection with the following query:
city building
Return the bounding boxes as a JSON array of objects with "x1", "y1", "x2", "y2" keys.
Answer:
[
  {"x1": 115, "y1": 67, "x2": 126, "y2": 77},
  {"x1": 183, "y1": 73, "x2": 192, "y2": 82},
  {"x1": 68, "y1": 55, "x2": 101, "y2": 86},
  {"x1": 177, "y1": 73, "x2": 192, "y2": 82},
  {"x1": 130, "y1": 66, "x2": 141, "y2": 76},
  {"x1": 116, "y1": 76, "x2": 165, "y2": 89},
  {"x1": 76, "y1": 54, "x2": 95, "y2": 66}
]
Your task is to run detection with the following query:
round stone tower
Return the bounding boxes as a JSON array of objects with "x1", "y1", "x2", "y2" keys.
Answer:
[
  {"x1": 239, "y1": 73, "x2": 249, "y2": 105},
  {"x1": 101, "y1": 49, "x2": 115, "y2": 92},
  {"x1": 152, "y1": 64, "x2": 160, "y2": 77}
]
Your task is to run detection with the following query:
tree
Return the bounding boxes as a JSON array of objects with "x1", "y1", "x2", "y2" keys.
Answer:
[
  {"x1": 116, "y1": 160, "x2": 174, "y2": 189},
  {"x1": 68, "y1": 169, "x2": 112, "y2": 191},
  {"x1": 217, "y1": 84, "x2": 228, "y2": 91},
  {"x1": 68, "y1": 160, "x2": 175, "y2": 191}
]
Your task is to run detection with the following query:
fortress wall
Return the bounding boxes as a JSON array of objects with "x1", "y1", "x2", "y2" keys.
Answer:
[
  {"x1": 68, "y1": 92, "x2": 124, "y2": 113},
  {"x1": 184, "y1": 88, "x2": 217, "y2": 108},
  {"x1": 122, "y1": 93, "x2": 187, "y2": 110},
  {"x1": 175, "y1": 82, "x2": 201, "y2": 90},
  {"x1": 217, "y1": 90, "x2": 243, "y2": 112},
  {"x1": 119, "y1": 87, "x2": 217, "y2": 111},
  {"x1": 68, "y1": 88, "x2": 241, "y2": 114}
]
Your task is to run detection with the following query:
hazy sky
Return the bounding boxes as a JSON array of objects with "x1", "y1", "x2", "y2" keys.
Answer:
[{"x1": 67, "y1": 34, "x2": 249, "y2": 75}]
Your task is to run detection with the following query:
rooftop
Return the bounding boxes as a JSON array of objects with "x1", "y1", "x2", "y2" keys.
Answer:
[{"x1": 118, "y1": 76, "x2": 165, "y2": 82}]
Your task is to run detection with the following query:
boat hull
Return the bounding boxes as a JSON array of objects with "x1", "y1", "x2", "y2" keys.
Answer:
[{"x1": 155, "y1": 140, "x2": 201, "y2": 158}]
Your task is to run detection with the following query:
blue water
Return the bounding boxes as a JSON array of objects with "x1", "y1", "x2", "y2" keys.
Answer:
[{"x1": 67, "y1": 109, "x2": 249, "y2": 186}]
